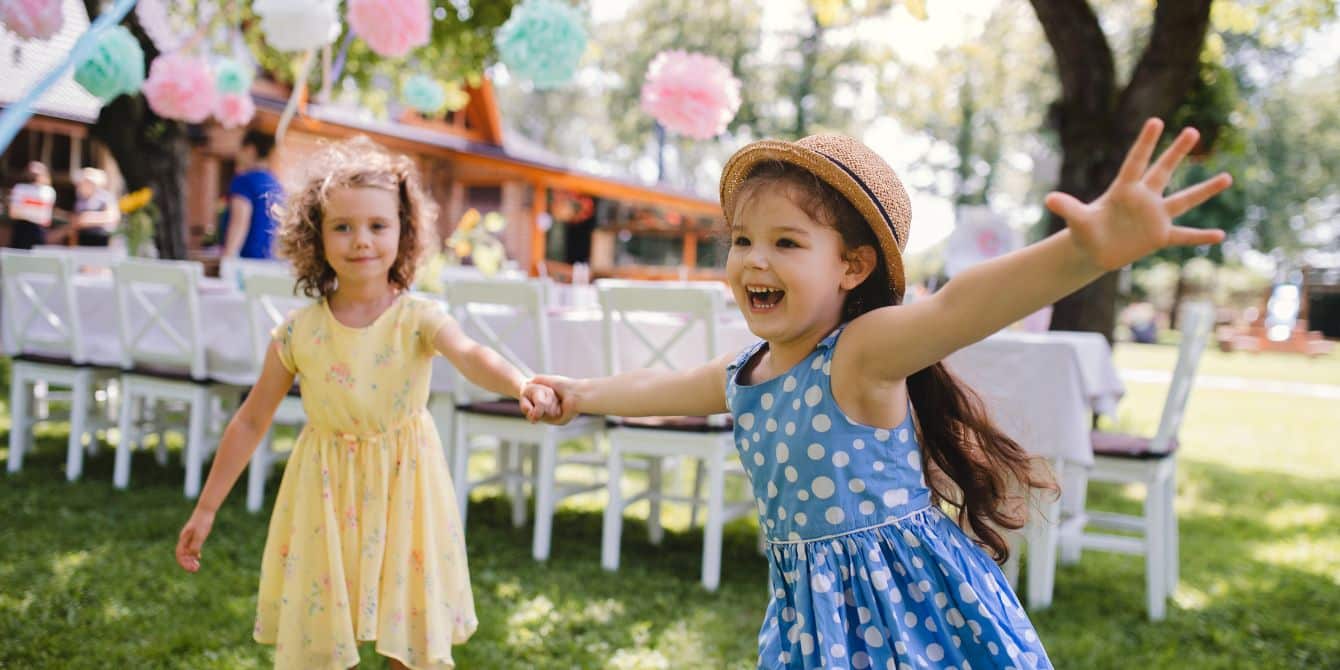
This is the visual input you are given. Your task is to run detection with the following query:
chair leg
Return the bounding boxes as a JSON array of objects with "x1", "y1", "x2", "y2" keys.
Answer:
[
  {"x1": 1059, "y1": 466, "x2": 1089, "y2": 565},
  {"x1": 1144, "y1": 476, "x2": 1168, "y2": 621},
  {"x1": 688, "y1": 458, "x2": 706, "y2": 528},
  {"x1": 701, "y1": 454, "x2": 726, "y2": 592},
  {"x1": 154, "y1": 410, "x2": 170, "y2": 467},
  {"x1": 1164, "y1": 461, "x2": 1179, "y2": 595},
  {"x1": 7, "y1": 371, "x2": 30, "y2": 474},
  {"x1": 532, "y1": 436, "x2": 559, "y2": 561},
  {"x1": 247, "y1": 430, "x2": 272, "y2": 513},
  {"x1": 66, "y1": 372, "x2": 92, "y2": 482},
  {"x1": 601, "y1": 442, "x2": 625, "y2": 572},
  {"x1": 183, "y1": 387, "x2": 210, "y2": 499},
  {"x1": 452, "y1": 418, "x2": 471, "y2": 528},
  {"x1": 507, "y1": 442, "x2": 528, "y2": 528},
  {"x1": 1025, "y1": 485, "x2": 1059, "y2": 611},
  {"x1": 113, "y1": 381, "x2": 137, "y2": 489},
  {"x1": 647, "y1": 457, "x2": 664, "y2": 545}
]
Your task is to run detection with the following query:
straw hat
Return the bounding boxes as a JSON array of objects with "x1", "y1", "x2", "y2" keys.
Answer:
[{"x1": 719, "y1": 134, "x2": 912, "y2": 302}]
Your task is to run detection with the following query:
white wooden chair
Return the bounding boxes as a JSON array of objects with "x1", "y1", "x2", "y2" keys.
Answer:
[
  {"x1": 596, "y1": 282, "x2": 754, "y2": 591},
  {"x1": 111, "y1": 259, "x2": 239, "y2": 498},
  {"x1": 1059, "y1": 300, "x2": 1215, "y2": 620},
  {"x1": 31, "y1": 244, "x2": 126, "y2": 273},
  {"x1": 446, "y1": 278, "x2": 606, "y2": 561},
  {"x1": 2, "y1": 250, "x2": 118, "y2": 480},
  {"x1": 241, "y1": 273, "x2": 309, "y2": 512},
  {"x1": 219, "y1": 256, "x2": 292, "y2": 290}
]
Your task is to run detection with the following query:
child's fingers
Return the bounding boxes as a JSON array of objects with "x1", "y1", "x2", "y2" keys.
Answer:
[
  {"x1": 1117, "y1": 118, "x2": 1163, "y2": 183},
  {"x1": 520, "y1": 396, "x2": 537, "y2": 422},
  {"x1": 1143, "y1": 127, "x2": 1199, "y2": 191},
  {"x1": 1165, "y1": 173, "x2": 1233, "y2": 217},
  {"x1": 1167, "y1": 225, "x2": 1225, "y2": 247},
  {"x1": 176, "y1": 529, "x2": 201, "y2": 572}
]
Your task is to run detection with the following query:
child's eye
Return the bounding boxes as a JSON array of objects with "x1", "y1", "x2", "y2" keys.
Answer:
[
  {"x1": 372, "y1": 222, "x2": 389, "y2": 231},
  {"x1": 732, "y1": 236, "x2": 751, "y2": 247},
  {"x1": 332, "y1": 223, "x2": 350, "y2": 233},
  {"x1": 777, "y1": 238, "x2": 799, "y2": 248}
]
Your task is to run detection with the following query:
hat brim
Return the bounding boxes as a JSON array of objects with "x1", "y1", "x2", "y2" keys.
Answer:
[{"x1": 719, "y1": 140, "x2": 905, "y2": 303}]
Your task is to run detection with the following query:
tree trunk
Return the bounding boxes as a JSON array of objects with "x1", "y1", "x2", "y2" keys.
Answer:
[
  {"x1": 91, "y1": 96, "x2": 189, "y2": 259},
  {"x1": 1030, "y1": 0, "x2": 1213, "y2": 340},
  {"x1": 82, "y1": 0, "x2": 188, "y2": 260}
]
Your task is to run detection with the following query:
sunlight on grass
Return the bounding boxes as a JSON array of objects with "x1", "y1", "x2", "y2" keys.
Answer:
[
  {"x1": 50, "y1": 550, "x2": 91, "y2": 587},
  {"x1": 1115, "y1": 342, "x2": 1340, "y2": 387},
  {"x1": 1248, "y1": 537, "x2": 1340, "y2": 583},
  {"x1": 1262, "y1": 503, "x2": 1331, "y2": 531},
  {"x1": 607, "y1": 647, "x2": 672, "y2": 669}
]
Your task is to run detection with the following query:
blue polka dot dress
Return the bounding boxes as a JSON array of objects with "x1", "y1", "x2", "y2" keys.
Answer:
[{"x1": 726, "y1": 328, "x2": 1052, "y2": 670}]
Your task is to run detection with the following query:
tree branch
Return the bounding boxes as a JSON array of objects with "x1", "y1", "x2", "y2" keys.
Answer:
[
  {"x1": 1117, "y1": 0, "x2": 1215, "y2": 133},
  {"x1": 1028, "y1": 0, "x2": 1115, "y2": 117}
]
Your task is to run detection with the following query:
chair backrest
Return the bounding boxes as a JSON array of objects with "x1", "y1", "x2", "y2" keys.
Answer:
[
  {"x1": 0, "y1": 249, "x2": 86, "y2": 361},
  {"x1": 30, "y1": 244, "x2": 126, "y2": 272},
  {"x1": 111, "y1": 258, "x2": 207, "y2": 379},
  {"x1": 444, "y1": 278, "x2": 550, "y2": 402},
  {"x1": 220, "y1": 256, "x2": 292, "y2": 290},
  {"x1": 597, "y1": 281, "x2": 727, "y2": 423},
  {"x1": 1151, "y1": 300, "x2": 1216, "y2": 452},
  {"x1": 243, "y1": 274, "x2": 308, "y2": 375}
]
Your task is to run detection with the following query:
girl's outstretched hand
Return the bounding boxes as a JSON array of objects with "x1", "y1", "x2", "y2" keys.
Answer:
[
  {"x1": 529, "y1": 374, "x2": 580, "y2": 425},
  {"x1": 1044, "y1": 118, "x2": 1233, "y2": 271},
  {"x1": 175, "y1": 508, "x2": 215, "y2": 573},
  {"x1": 520, "y1": 379, "x2": 562, "y2": 423}
]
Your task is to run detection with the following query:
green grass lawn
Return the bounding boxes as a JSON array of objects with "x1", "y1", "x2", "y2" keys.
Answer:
[{"x1": 1, "y1": 347, "x2": 1338, "y2": 669}]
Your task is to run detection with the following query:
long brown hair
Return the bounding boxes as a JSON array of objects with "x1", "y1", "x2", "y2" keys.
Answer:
[
  {"x1": 735, "y1": 161, "x2": 1055, "y2": 562},
  {"x1": 276, "y1": 136, "x2": 438, "y2": 298}
]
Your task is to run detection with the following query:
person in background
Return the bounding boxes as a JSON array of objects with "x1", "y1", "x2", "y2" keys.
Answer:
[
  {"x1": 223, "y1": 130, "x2": 283, "y2": 259},
  {"x1": 5, "y1": 161, "x2": 57, "y2": 249},
  {"x1": 71, "y1": 167, "x2": 120, "y2": 247}
]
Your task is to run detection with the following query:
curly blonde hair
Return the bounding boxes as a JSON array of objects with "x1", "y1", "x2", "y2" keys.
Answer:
[{"x1": 276, "y1": 136, "x2": 438, "y2": 298}]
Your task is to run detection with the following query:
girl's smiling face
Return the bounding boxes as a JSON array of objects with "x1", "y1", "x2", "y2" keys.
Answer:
[
  {"x1": 726, "y1": 186, "x2": 872, "y2": 346},
  {"x1": 321, "y1": 186, "x2": 402, "y2": 287}
]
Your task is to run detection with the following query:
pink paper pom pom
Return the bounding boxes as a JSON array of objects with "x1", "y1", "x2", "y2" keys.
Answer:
[
  {"x1": 142, "y1": 52, "x2": 216, "y2": 124},
  {"x1": 348, "y1": 0, "x2": 430, "y2": 58},
  {"x1": 1, "y1": 0, "x2": 64, "y2": 41},
  {"x1": 640, "y1": 50, "x2": 741, "y2": 141},
  {"x1": 214, "y1": 93, "x2": 255, "y2": 129}
]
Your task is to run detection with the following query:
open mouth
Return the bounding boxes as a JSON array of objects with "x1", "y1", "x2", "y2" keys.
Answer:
[{"x1": 746, "y1": 285, "x2": 785, "y2": 310}]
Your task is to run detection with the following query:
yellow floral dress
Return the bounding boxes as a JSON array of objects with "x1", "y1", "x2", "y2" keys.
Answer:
[{"x1": 253, "y1": 293, "x2": 476, "y2": 669}]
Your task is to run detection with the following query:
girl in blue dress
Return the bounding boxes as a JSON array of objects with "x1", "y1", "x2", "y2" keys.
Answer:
[{"x1": 537, "y1": 119, "x2": 1231, "y2": 669}]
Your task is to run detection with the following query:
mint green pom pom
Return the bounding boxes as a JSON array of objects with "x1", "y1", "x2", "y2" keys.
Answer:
[
  {"x1": 214, "y1": 58, "x2": 253, "y2": 95},
  {"x1": 495, "y1": 0, "x2": 587, "y2": 90},
  {"x1": 74, "y1": 25, "x2": 145, "y2": 103},
  {"x1": 403, "y1": 75, "x2": 447, "y2": 114}
]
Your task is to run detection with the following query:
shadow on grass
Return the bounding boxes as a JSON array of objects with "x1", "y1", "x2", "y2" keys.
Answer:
[{"x1": 2, "y1": 435, "x2": 1337, "y2": 669}]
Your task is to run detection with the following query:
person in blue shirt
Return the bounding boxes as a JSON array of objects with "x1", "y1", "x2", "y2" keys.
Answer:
[{"x1": 223, "y1": 131, "x2": 283, "y2": 259}]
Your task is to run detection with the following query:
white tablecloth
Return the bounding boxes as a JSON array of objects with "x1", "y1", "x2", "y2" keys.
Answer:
[
  {"x1": 5, "y1": 276, "x2": 1121, "y2": 465},
  {"x1": 946, "y1": 330, "x2": 1123, "y2": 467}
]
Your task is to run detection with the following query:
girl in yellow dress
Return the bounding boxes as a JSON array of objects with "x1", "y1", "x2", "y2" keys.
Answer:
[{"x1": 174, "y1": 137, "x2": 559, "y2": 669}]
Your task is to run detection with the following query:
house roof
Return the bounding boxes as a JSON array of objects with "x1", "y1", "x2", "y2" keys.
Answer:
[
  {"x1": 0, "y1": 0, "x2": 101, "y2": 124},
  {"x1": 254, "y1": 91, "x2": 723, "y2": 218}
]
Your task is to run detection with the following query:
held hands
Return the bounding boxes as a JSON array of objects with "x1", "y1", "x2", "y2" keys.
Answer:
[
  {"x1": 529, "y1": 374, "x2": 580, "y2": 425},
  {"x1": 519, "y1": 378, "x2": 563, "y2": 423},
  {"x1": 175, "y1": 508, "x2": 215, "y2": 573},
  {"x1": 1044, "y1": 118, "x2": 1233, "y2": 271}
]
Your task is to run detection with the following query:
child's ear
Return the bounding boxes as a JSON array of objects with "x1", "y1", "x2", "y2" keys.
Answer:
[{"x1": 841, "y1": 245, "x2": 877, "y2": 290}]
